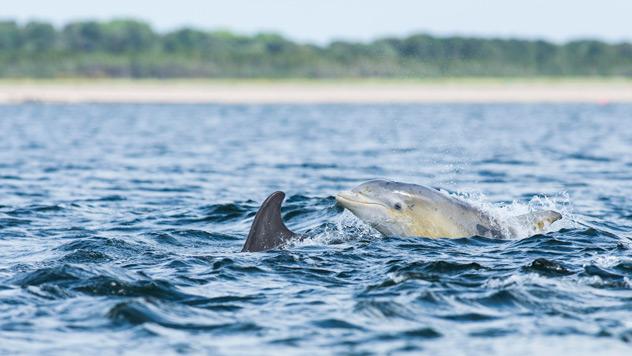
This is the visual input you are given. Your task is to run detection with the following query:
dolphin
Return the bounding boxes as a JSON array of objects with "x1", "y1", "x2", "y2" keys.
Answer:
[
  {"x1": 241, "y1": 180, "x2": 562, "y2": 251},
  {"x1": 335, "y1": 179, "x2": 562, "y2": 239}
]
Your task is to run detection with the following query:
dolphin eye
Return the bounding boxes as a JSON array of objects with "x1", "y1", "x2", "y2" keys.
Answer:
[{"x1": 394, "y1": 203, "x2": 402, "y2": 210}]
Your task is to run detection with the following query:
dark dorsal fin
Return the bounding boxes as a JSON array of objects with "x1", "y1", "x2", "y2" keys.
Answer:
[{"x1": 241, "y1": 191, "x2": 297, "y2": 252}]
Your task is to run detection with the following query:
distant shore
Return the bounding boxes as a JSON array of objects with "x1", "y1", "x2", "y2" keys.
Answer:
[{"x1": 1, "y1": 79, "x2": 631, "y2": 104}]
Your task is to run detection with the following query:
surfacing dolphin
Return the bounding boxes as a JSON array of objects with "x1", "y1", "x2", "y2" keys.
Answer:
[
  {"x1": 335, "y1": 180, "x2": 562, "y2": 239},
  {"x1": 241, "y1": 180, "x2": 562, "y2": 252}
]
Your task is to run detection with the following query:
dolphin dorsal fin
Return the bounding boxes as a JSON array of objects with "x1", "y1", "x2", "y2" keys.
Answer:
[
  {"x1": 514, "y1": 210, "x2": 562, "y2": 233},
  {"x1": 241, "y1": 191, "x2": 297, "y2": 252}
]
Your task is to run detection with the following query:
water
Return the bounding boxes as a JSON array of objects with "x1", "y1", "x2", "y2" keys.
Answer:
[{"x1": 0, "y1": 103, "x2": 631, "y2": 355}]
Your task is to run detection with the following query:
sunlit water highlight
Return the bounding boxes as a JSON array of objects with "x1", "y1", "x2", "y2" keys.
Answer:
[{"x1": 0, "y1": 103, "x2": 631, "y2": 354}]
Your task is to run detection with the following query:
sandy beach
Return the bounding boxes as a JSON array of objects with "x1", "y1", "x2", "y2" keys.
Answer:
[{"x1": 1, "y1": 79, "x2": 631, "y2": 104}]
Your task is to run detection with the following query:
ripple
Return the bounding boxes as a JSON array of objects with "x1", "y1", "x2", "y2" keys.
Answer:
[
  {"x1": 60, "y1": 250, "x2": 113, "y2": 263},
  {"x1": 11, "y1": 265, "x2": 91, "y2": 287},
  {"x1": 353, "y1": 300, "x2": 417, "y2": 320},
  {"x1": 73, "y1": 276, "x2": 196, "y2": 301},
  {"x1": 0, "y1": 217, "x2": 31, "y2": 228},
  {"x1": 107, "y1": 301, "x2": 262, "y2": 333},
  {"x1": 523, "y1": 258, "x2": 574, "y2": 276},
  {"x1": 6, "y1": 204, "x2": 65, "y2": 215},
  {"x1": 440, "y1": 312, "x2": 499, "y2": 322},
  {"x1": 312, "y1": 318, "x2": 366, "y2": 330},
  {"x1": 55, "y1": 237, "x2": 149, "y2": 259}
]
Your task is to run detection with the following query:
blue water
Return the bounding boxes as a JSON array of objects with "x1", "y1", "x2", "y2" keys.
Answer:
[{"x1": 0, "y1": 103, "x2": 631, "y2": 354}]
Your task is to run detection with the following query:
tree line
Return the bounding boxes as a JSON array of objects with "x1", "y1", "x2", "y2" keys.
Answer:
[{"x1": 0, "y1": 19, "x2": 630, "y2": 78}]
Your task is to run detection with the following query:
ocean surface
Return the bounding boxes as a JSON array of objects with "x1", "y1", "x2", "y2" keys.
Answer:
[{"x1": 0, "y1": 103, "x2": 630, "y2": 355}]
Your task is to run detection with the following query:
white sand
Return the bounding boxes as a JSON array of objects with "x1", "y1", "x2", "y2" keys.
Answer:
[{"x1": 1, "y1": 80, "x2": 631, "y2": 103}]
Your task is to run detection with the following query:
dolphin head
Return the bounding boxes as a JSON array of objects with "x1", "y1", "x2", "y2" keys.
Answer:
[{"x1": 335, "y1": 179, "x2": 433, "y2": 236}]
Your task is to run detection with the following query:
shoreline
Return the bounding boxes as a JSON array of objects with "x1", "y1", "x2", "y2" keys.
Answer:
[{"x1": 1, "y1": 79, "x2": 631, "y2": 103}]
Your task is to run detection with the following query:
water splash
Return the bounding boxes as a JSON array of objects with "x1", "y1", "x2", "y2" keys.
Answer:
[{"x1": 449, "y1": 189, "x2": 576, "y2": 239}]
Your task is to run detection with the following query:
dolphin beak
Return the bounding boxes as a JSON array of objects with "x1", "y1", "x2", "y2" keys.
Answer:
[
  {"x1": 335, "y1": 190, "x2": 356, "y2": 207},
  {"x1": 335, "y1": 190, "x2": 378, "y2": 208}
]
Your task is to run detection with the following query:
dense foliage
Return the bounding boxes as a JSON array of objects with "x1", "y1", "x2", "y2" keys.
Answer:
[{"x1": 0, "y1": 19, "x2": 630, "y2": 78}]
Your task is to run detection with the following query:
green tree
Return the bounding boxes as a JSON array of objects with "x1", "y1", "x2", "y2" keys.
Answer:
[
  {"x1": 22, "y1": 21, "x2": 57, "y2": 52},
  {"x1": 0, "y1": 21, "x2": 21, "y2": 51},
  {"x1": 62, "y1": 21, "x2": 103, "y2": 52},
  {"x1": 100, "y1": 19, "x2": 156, "y2": 53},
  {"x1": 0, "y1": 18, "x2": 630, "y2": 78},
  {"x1": 163, "y1": 28, "x2": 211, "y2": 54}
]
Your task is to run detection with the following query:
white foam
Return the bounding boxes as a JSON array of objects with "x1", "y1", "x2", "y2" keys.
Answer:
[
  {"x1": 288, "y1": 210, "x2": 381, "y2": 249},
  {"x1": 449, "y1": 190, "x2": 576, "y2": 239},
  {"x1": 592, "y1": 255, "x2": 621, "y2": 268}
]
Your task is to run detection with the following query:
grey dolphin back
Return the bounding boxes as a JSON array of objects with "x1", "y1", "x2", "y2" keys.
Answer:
[{"x1": 241, "y1": 191, "x2": 297, "y2": 252}]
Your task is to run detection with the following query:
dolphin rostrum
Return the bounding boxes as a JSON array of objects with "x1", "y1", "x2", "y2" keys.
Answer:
[
  {"x1": 336, "y1": 180, "x2": 562, "y2": 239},
  {"x1": 241, "y1": 191, "x2": 298, "y2": 252}
]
